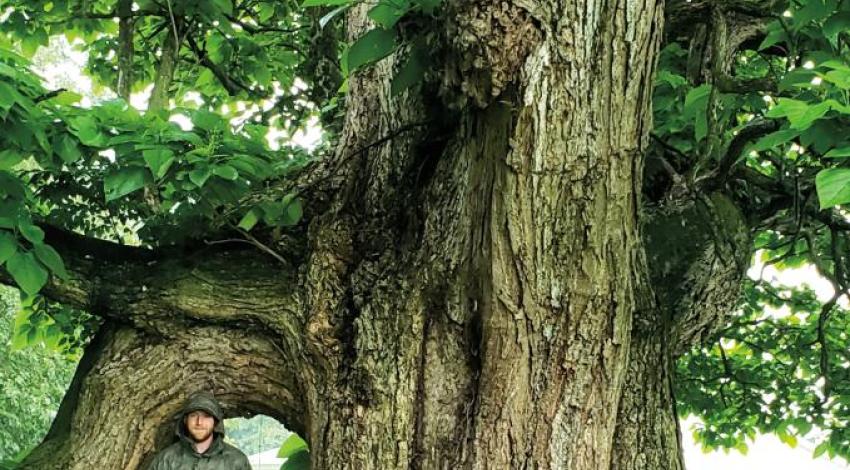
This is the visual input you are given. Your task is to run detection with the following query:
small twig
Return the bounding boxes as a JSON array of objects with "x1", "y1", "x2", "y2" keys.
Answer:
[
  {"x1": 165, "y1": 0, "x2": 179, "y2": 47},
  {"x1": 34, "y1": 88, "x2": 68, "y2": 103},
  {"x1": 204, "y1": 238, "x2": 255, "y2": 247},
  {"x1": 235, "y1": 226, "x2": 288, "y2": 265}
]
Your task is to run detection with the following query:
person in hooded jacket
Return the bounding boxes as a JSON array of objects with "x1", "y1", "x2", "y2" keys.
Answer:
[{"x1": 148, "y1": 391, "x2": 251, "y2": 470}]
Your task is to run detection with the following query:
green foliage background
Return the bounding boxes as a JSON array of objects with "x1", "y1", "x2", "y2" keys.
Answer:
[
  {"x1": 224, "y1": 415, "x2": 291, "y2": 457},
  {"x1": 0, "y1": 286, "x2": 75, "y2": 463}
]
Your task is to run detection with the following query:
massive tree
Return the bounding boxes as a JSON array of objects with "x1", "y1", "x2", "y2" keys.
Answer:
[{"x1": 1, "y1": 0, "x2": 850, "y2": 468}]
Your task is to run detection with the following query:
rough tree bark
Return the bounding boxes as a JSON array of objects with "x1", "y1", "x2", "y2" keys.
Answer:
[{"x1": 11, "y1": 0, "x2": 782, "y2": 469}]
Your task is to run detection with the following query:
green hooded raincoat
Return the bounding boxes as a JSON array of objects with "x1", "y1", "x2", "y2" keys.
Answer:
[{"x1": 148, "y1": 392, "x2": 251, "y2": 470}]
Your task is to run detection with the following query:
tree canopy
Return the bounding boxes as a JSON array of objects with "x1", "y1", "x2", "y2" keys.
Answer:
[{"x1": 1, "y1": 0, "x2": 850, "y2": 466}]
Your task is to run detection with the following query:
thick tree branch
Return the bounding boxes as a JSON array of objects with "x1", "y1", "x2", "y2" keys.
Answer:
[
  {"x1": 185, "y1": 34, "x2": 253, "y2": 96},
  {"x1": 148, "y1": 17, "x2": 187, "y2": 111},
  {"x1": 714, "y1": 74, "x2": 778, "y2": 93},
  {"x1": 0, "y1": 225, "x2": 306, "y2": 338},
  {"x1": 644, "y1": 192, "x2": 752, "y2": 355},
  {"x1": 707, "y1": 118, "x2": 780, "y2": 188}
]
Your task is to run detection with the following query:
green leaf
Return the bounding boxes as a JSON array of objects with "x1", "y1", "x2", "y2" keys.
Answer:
[
  {"x1": 319, "y1": 5, "x2": 350, "y2": 28},
  {"x1": 70, "y1": 116, "x2": 104, "y2": 146},
  {"x1": 824, "y1": 12, "x2": 850, "y2": 46},
  {"x1": 207, "y1": 33, "x2": 232, "y2": 64},
  {"x1": 21, "y1": 29, "x2": 48, "y2": 57},
  {"x1": 191, "y1": 109, "x2": 226, "y2": 131},
  {"x1": 759, "y1": 27, "x2": 787, "y2": 50},
  {"x1": 765, "y1": 98, "x2": 826, "y2": 130},
  {"x1": 33, "y1": 243, "x2": 69, "y2": 280},
  {"x1": 347, "y1": 28, "x2": 398, "y2": 72},
  {"x1": 281, "y1": 450, "x2": 310, "y2": 470},
  {"x1": 18, "y1": 224, "x2": 44, "y2": 244},
  {"x1": 822, "y1": 69, "x2": 850, "y2": 88},
  {"x1": 777, "y1": 430, "x2": 798, "y2": 448},
  {"x1": 800, "y1": 119, "x2": 843, "y2": 154},
  {"x1": 143, "y1": 148, "x2": 176, "y2": 179},
  {"x1": 368, "y1": 0, "x2": 410, "y2": 29},
  {"x1": 104, "y1": 167, "x2": 148, "y2": 202},
  {"x1": 779, "y1": 69, "x2": 818, "y2": 91},
  {"x1": 751, "y1": 129, "x2": 800, "y2": 152},
  {"x1": 0, "y1": 171, "x2": 25, "y2": 200},
  {"x1": 684, "y1": 85, "x2": 711, "y2": 112},
  {"x1": 418, "y1": 0, "x2": 441, "y2": 14},
  {"x1": 793, "y1": 101, "x2": 831, "y2": 130},
  {"x1": 825, "y1": 146, "x2": 850, "y2": 158},
  {"x1": 280, "y1": 193, "x2": 303, "y2": 226},
  {"x1": 0, "y1": 149, "x2": 23, "y2": 170},
  {"x1": 43, "y1": 323, "x2": 63, "y2": 351},
  {"x1": 252, "y1": 64, "x2": 271, "y2": 86},
  {"x1": 0, "y1": 231, "x2": 17, "y2": 263},
  {"x1": 6, "y1": 251, "x2": 48, "y2": 296},
  {"x1": 211, "y1": 0, "x2": 233, "y2": 15},
  {"x1": 11, "y1": 309, "x2": 32, "y2": 350},
  {"x1": 656, "y1": 70, "x2": 688, "y2": 88},
  {"x1": 278, "y1": 434, "x2": 308, "y2": 458},
  {"x1": 53, "y1": 134, "x2": 81, "y2": 164},
  {"x1": 0, "y1": 81, "x2": 21, "y2": 111},
  {"x1": 237, "y1": 207, "x2": 261, "y2": 231},
  {"x1": 813, "y1": 441, "x2": 830, "y2": 458},
  {"x1": 683, "y1": 85, "x2": 711, "y2": 141},
  {"x1": 391, "y1": 47, "x2": 426, "y2": 96},
  {"x1": 189, "y1": 166, "x2": 212, "y2": 187},
  {"x1": 195, "y1": 68, "x2": 216, "y2": 89},
  {"x1": 258, "y1": 3, "x2": 275, "y2": 21},
  {"x1": 815, "y1": 168, "x2": 850, "y2": 209},
  {"x1": 212, "y1": 164, "x2": 239, "y2": 181},
  {"x1": 793, "y1": 0, "x2": 834, "y2": 30}
]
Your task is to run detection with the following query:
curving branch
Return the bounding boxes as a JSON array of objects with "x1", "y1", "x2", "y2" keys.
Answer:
[
  {"x1": 0, "y1": 225, "x2": 306, "y2": 338},
  {"x1": 708, "y1": 118, "x2": 780, "y2": 188},
  {"x1": 185, "y1": 34, "x2": 254, "y2": 97}
]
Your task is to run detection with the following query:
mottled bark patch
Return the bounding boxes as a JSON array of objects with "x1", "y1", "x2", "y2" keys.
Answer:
[{"x1": 443, "y1": 1, "x2": 542, "y2": 107}]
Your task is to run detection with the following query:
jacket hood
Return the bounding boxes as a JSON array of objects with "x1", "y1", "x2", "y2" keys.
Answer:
[{"x1": 175, "y1": 392, "x2": 227, "y2": 442}]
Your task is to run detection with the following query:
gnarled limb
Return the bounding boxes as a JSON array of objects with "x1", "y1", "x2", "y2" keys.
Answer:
[{"x1": 0, "y1": 225, "x2": 306, "y2": 338}]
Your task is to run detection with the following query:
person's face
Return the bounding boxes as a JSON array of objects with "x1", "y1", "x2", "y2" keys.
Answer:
[{"x1": 184, "y1": 410, "x2": 215, "y2": 443}]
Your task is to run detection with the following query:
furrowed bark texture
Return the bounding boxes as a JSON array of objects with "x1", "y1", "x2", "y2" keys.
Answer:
[
  {"x1": 14, "y1": 1, "x2": 763, "y2": 469},
  {"x1": 148, "y1": 20, "x2": 182, "y2": 112},
  {"x1": 300, "y1": 1, "x2": 665, "y2": 468},
  {"x1": 610, "y1": 192, "x2": 750, "y2": 469}
]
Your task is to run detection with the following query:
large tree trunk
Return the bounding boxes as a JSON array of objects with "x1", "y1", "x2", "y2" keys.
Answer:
[
  {"x1": 301, "y1": 1, "x2": 664, "y2": 468},
  {"x1": 17, "y1": 1, "x2": 763, "y2": 469}
]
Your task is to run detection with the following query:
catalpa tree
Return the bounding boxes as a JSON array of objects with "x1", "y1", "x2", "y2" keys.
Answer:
[{"x1": 1, "y1": 0, "x2": 850, "y2": 468}]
